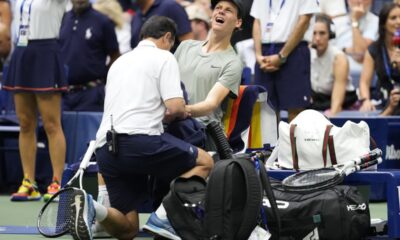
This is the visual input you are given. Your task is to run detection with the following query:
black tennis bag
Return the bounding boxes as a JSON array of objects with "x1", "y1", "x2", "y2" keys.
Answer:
[
  {"x1": 263, "y1": 181, "x2": 370, "y2": 240},
  {"x1": 163, "y1": 157, "x2": 263, "y2": 240}
]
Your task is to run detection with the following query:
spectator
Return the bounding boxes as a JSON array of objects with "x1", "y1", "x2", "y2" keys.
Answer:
[
  {"x1": 251, "y1": 0, "x2": 319, "y2": 122},
  {"x1": 195, "y1": 0, "x2": 212, "y2": 17},
  {"x1": 185, "y1": 3, "x2": 210, "y2": 40},
  {"x1": 130, "y1": 0, "x2": 193, "y2": 51},
  {"x1": 319, "y1": 0, "x2": 347, "y2": 19},
  {"x1": 359, "y1": 3, "x2": 400, "y2": 115},
  {"x1": 331, "y1": 0, "x2": 378, "y2": 87},
  {"x1": 66, "y1": 16, "x2": 213, "y2": 240},
  {"x1": 60, "y1": 0, "x2": 120, "y2": 112},
  {"x1": 310, "y1": 13, "x2": 357, "y2": 116},
  {"x1": 93, "y1": 0, "x2": 132, "y2": 54},
  {"x1": 382, "y1": 87, "x2": 400, "y2": 115},
  {"x1": 3, "y1": 0, "x2": 68, "y2": 202}
]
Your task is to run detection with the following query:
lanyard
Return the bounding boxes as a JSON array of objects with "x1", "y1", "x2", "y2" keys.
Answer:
[
  {"x1": 19, "y1": 0, "x2": 33, "y2": 26},
  {"x1": 382, "y1": 45, "x2": 397, "y2": 86},
  {"x1": 269, "y1": 0, "x2": 286, "y2": 16}
]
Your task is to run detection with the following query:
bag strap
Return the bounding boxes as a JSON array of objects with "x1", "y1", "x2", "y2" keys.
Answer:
[
  {"x1": 323, "y1": 125, "x2": 333, "y2": 167},
  {"x1": 328, "y1": 135, "x2": 337, "y2": 165},
  {"x1": 234, "y1": 159, "x2": 263, "y2": 240},
  {"x1": 258, "y1": 159, "x2": 281, "y2": 239},
  {"x1": 204, "y1": 160, "x2": 231, "y2": 239},
  {"x1": 289, "y1": 124, "x2": 299, "y2": 171}
]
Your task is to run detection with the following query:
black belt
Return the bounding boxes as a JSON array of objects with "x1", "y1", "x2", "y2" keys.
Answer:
[{"x1": 68, "y1": 79, "x2": 104, "y2": 92}]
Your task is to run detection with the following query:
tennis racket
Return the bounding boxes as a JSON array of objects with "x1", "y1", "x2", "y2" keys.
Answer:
[
  {"x1": 37, "y1": 140, "x2": 96, "y2": 238},
  {"x1": 281, "y1": 148, "x2": 383, "y2": 193}
]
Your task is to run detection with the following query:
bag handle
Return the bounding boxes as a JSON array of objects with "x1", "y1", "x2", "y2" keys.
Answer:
[
  {"x1": 328, "y1": 135, "x2": 337, "y2": 165},
  {"x1": 323, "y1": 125, "x2": 333, "y2": 167},
  {"x1": 289, "y1": 124, "x2": 299, "y2": 171}
]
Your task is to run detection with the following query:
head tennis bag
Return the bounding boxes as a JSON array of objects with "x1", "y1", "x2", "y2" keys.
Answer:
[
  {"x1": 263, "y1": 181, "x2": 370, "y2": 240},
  {"x1": 163, "y1": 158, "x2": 263, "y2": 240}
]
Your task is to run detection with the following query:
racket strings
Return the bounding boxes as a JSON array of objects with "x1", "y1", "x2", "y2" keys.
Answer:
[
  {"x1": 38, "y1": 188, "x2": 74, "y2": 236},
  {"x1": 284, "y1": 169, "x2": 339, "y2": 187}
]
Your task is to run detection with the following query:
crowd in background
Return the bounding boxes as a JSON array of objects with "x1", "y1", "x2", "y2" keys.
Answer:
[{"x1": 0, "y1": 0, "x2": 398, "y2": 117}]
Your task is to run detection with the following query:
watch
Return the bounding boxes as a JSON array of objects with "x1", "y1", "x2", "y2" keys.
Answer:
[
  {"x1": 278, "y1": 53, "x2": 287, "y2": 64},
  {"x1": 351, "y1": 21, "x2": 359, "y2": 28}
]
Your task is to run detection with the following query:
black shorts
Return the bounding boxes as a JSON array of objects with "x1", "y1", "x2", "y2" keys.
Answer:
[{"x1": 96, "y1": 133, "x2": 198, "y2": 214}]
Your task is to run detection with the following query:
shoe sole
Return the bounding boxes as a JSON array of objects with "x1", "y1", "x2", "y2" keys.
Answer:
[
  {"x1": 142, "y1": 224, "x2": 181, "y2": 240},
  {"x1": 10, "y1": 196, "x2": 41, "y2": 201},
  {"x1": 69, "y1": 190, "x2": 92, "y2": 240}
]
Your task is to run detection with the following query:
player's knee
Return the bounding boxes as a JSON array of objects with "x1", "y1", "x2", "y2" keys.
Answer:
[{"x1": 197, "y1": 148, "x2": 214, "y2": 172}]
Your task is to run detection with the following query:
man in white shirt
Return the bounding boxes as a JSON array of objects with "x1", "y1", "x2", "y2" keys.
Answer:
[
  {"x1": 331, "y1": 0, "x2": 378, "y2": 87},
  {"x1": 66, "y1": 16, "x2": 213, "y2": 240},
  {"x1": 251, "y1": 0, "x2": 319, "y2": 121}
]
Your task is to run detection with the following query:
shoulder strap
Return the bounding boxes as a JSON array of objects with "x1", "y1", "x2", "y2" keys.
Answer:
[
  {"x1": 204, "y1": 158, "x2": 262, "y2": 240},
  {"x1": 233, "y1": 158, "x2": 263, "y2": 240},
  {"x1": 204, "y1": 160, "x2": 231, "y2": 239},
  {"x1": 290, "y1": 124, "x2": 299, "y2": 171},
  {"x1": 258, "y1": 159, "x2": 281, "y2": 239}
]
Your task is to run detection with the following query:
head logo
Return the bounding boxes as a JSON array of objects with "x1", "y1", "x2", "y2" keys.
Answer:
[
  {"x1": 347, "y1": 203, "x2": 366, "y2": 211},
  {"x1": 262, "y1": 197, "x2": 289, "y2": 209}
]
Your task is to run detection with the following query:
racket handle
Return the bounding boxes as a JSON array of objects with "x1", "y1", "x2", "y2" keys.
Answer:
[
  {"x1": 358, "y1": 157, "x2": 382, "y2": 170},
  {"x1": 359, "y1": 148, "x2": 382, "y2": 164},
  {"x1": 79, "y1": 141, "x2": 96, "y2": 170}
]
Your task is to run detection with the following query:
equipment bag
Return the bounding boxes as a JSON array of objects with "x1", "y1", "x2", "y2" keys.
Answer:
[
  {"x1": 163, "y1": 157, "x2": 263, "y2": 240},
  {"x1": 267, "y1": 109, "x2": 371, "y2": 170},
  {"x1": 263, "y1": 181, "x2": 370, "y2": 240}
]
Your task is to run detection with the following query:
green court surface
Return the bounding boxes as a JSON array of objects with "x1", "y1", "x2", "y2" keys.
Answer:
[
  {"x1": 0, "y1": 195, "x2": 388, "y2": 239},
  {"x1": 0, "y1": 195, "x2": 151, "y2": 239}
]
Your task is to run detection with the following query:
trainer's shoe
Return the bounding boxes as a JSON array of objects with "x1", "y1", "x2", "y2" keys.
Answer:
[
  {"x1": 43, "y1": 179, "x2": 61, "y2": 202},
  {"x1": 10, "y1": 178, "x2": 41, "y2": 201},
  {"x1": 68, "y1": 188, "x2": 95, "y2": 240},
  {"x1": 142, "y1": 212, "x2": 181, "y2": 240}
]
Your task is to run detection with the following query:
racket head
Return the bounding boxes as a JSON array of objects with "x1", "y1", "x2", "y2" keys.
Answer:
[
  {"x1": 37, "y1": 187, "x2": 75, "y2": 238},
  {"x1": 282, "y1": 168, "x2": 344, "y2": 192}
]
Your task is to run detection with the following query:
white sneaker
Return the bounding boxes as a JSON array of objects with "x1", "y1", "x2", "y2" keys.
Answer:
[{"x1": 142, "y1": 212, "x2": 181, "y2": 240}]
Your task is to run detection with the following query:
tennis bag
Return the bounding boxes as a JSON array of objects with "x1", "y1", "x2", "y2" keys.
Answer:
[
  {"x1": 267, "y1": 109, "x2": 371, "y2": 170},
  {"x1": 163, "y1": 157, "x2": 263, "y2": 240},
  {"x1": 263, "y1": 181, "x2": 370, "y2": 240}
]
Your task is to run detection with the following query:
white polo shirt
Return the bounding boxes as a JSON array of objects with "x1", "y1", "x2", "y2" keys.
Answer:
[
  {"x1": 250, "y1": 0, "x2": 319, "y2": 43},
  {"x1": 15, "y1": 0, "x2": 67, "y2": 40},
  {"x1": 95, "y1": 40, "x2": 183, "y2": 148}
]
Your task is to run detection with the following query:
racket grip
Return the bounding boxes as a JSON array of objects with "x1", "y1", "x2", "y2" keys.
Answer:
[
  {"x1": 359, "y1": 157, "x2": 382, "y2": 170},
  {"x1": 360, "y1": 148, "x2": 382, "y2": 163},
  {"x1": 79, "y1": 140, "x2": 96, "y2": 170}
]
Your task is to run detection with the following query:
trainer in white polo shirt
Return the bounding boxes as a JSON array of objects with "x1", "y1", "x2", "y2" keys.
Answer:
[{"x1": 95, "y1": 39, "x2": 183, "y2": 147}]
